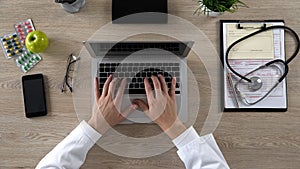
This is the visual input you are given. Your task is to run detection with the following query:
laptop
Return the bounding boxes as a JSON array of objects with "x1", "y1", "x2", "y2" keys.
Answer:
[{"x1": 84, "y1": 41, "x2": 193, "y2": 123}]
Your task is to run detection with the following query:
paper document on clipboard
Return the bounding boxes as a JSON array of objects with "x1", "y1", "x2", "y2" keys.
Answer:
[
  {"x1": 221, "y1": 20, "x2": 287, "y2": 111},
  {"x1": 227, "y1": 24, "x2": 275, "y2": 59}
]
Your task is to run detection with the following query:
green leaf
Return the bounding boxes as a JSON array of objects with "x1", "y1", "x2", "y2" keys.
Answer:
[{"x1": 194, "y1": 0, "x2": 248, "y2": 15}]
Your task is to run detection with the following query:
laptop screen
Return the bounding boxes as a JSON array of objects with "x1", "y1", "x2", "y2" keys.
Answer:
[{"x1": 112, "y1": 0, "x2": 168, "y2": 23}]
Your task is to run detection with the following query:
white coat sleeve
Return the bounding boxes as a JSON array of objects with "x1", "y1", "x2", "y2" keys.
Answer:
[
  {"x1": 172, "y1": 126, "x2": 230, "y2": 169},
  {"x1": 35, "y1": 120, "x2": 101, "y2": 169}
]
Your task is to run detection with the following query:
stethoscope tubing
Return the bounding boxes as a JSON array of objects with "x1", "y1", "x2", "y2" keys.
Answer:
[{"x1": 225, "y1": 25, "x2": 300, "y2": 83}]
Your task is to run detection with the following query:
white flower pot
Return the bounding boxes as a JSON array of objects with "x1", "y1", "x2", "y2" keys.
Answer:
[{"x1": 206, "y1": 8, "x2": 222, "y2": 17}]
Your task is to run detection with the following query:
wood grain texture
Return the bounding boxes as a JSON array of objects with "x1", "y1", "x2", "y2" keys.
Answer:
[{"x1": 0, "y1": 0, "x2": 299, "y2": 168}]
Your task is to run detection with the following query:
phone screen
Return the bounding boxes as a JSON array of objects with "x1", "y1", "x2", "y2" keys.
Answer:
[{"x1": 22, "y1": 74, "x2": 47, "y2": 118}]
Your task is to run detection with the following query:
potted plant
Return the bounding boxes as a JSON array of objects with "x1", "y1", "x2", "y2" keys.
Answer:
[{"x1": 194, "y1": 0, "x2": 248, "y2": 17}]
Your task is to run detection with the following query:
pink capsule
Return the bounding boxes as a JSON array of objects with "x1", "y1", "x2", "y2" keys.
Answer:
[
  {"x1": 17, "y1": 29, "x2": 23, "y2": 32},
  {"x1": 24, "y1": 21, "x2": 30, "y2": 25},
  {"x1": 27, "y1": 29, "x2": 33, "y2": 33},
  {"x1": 25, "y1": 25, "x2": 32, "y2": 29},
  {"x1": 15, "y1": 24, "x2": 22, "y2": 28}
]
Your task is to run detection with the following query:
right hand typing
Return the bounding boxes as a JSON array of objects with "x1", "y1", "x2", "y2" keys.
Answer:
[{"x1": 134, "y1": 75, "x2": 186, "y2": 139}]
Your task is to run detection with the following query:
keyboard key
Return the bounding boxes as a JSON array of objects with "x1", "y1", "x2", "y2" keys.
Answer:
[
  {"x1": 140, "y1": 83, "x2": 144, "y2": 88},
  {"x1": 136, "y1": 73, "x2": 141, "y2": 77},
  {"x1": 99, "y1": 83, "x2": 104, "y2": 89},
  {"x1": 99, "y1": 73, "x2": 108, "y2": 78},
  {"x1": 99, "y1": 78, "x2": 106, "y2": 83},
  {"x1": 133, "y1": 67, "x2": 139, "y2": 71},
  {"x1": 129, "y1": 89, "x2": 146, "y2": 94},
  {"x1": 129, "y1": 83, "x2": 134, "y2": 89},
  {"x1": 165, "y1": 67, "x2": 171, "y2": 71},
  {"x1": 167, "y1": 82, "x2": 172, "y2": 88},
  {"x1": 165, "y1": 77, "x2": 171, "y2": 83},
  {"x1": 99, "y1": 67, "x2": 105, "y2": 72},
  {"x1": 172, "y1": 67, "x2": 179, "y2": 71},
  {"x1": 137, "y1": 78, "x2": 143, "y2": 82},
  {"x1": 121, "y1": 63, "x2": 128, "y2": 67},
  {"x1": 111, "y1": 67, "x2": 116, "y2": 73},
  {"x1": 111, "y1": 63, "x2": 117, "y2": 67}
]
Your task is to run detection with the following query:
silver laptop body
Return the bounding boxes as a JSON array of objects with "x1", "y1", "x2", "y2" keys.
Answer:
[{"x1": 84, "y1": 41, "x2": 193, "y2": 123}]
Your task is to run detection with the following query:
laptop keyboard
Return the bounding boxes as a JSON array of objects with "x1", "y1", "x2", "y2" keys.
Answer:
[{"x1": 98, "y1": 62, "x2": 181, "y2": 94}]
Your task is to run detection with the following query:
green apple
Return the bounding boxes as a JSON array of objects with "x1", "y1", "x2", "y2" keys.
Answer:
[{"x1": 25, "y1": 30, "x2": 49, "y2": 53}]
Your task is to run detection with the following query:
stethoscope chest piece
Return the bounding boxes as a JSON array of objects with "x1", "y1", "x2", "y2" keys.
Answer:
[{"x1": 248, "y1": 76, "x2": 263, "y2": 91}]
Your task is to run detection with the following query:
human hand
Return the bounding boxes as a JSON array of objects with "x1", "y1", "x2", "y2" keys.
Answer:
[
  {"x1": 134, "y1": 75, "x2": 186, "y2": 139},
  {"x1": 88, "y1": 75, "x2": 137, "y2": 134}
]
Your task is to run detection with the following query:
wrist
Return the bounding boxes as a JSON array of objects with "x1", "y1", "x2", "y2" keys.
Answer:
[
  {"x1": 163, "y1": 119, "x2": 187, "y2": 140},
  {"x1": 88, "y1": 118, "x2": 110, "y2": 135}
]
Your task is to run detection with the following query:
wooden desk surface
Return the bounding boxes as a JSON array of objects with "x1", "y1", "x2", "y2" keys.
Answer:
[{"x1": 0, "y1": 0, "x2": 299, "y2": 168}]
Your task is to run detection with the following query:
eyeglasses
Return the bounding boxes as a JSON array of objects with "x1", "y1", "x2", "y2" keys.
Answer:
[{"x1": 61, "y1": 54, "x2": 80, "y2": 93}]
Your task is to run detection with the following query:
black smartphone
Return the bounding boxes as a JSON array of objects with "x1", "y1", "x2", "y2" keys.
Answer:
[{"x1": 22, "y1": 74, "x2": 47, "y2": 118}]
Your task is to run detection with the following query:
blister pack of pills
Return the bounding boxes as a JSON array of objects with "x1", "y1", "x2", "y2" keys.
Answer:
[
  {"x1": 14, "y1": 19, "x2": 35, "y2": 45},
  {"x1": 15, "y1": 50, "x2": 42, "y2": 73},
  {"x1": 1, "y1": 19, "x2": 42, "y2": 73},
  {"x1": 0, "y1": 33, "x2": 25, "y2": 59}
]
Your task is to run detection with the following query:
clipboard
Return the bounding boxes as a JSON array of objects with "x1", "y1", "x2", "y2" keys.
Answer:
[{"x1": 220, "y1": 20, "x2": 287, "y2": 112}]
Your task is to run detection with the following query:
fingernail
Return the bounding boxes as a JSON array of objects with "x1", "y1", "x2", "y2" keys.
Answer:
[{"x1": 132, "y1": 104, "x2": 138, "y2": 109}]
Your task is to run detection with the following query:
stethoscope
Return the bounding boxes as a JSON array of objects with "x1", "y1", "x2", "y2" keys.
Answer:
[{"x1": 226, "y1": 25, "x2": 300, "y2": 105}]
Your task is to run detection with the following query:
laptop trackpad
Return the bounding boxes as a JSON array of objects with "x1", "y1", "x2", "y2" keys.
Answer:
[{"x1": 121, "y1": 95, "x2": 152, "y2": 123}]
